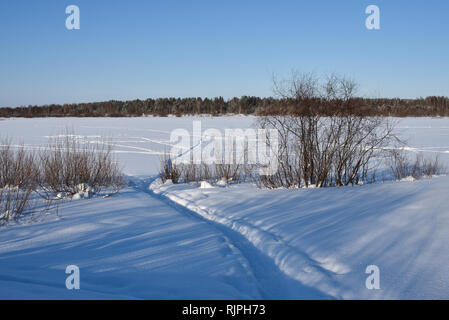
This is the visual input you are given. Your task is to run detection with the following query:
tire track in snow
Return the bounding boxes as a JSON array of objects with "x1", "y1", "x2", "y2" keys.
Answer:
[
  {"x1": 138, "y1": 177, "x2": 332, "y2": 299},
  {"x1": 130, "y1": 177, "x2": 263, "y2": 298}
]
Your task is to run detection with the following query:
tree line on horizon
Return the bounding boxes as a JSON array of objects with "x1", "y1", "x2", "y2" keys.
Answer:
[{"x1": 1, "y1": 95, "x2": 448, "y2": 118}]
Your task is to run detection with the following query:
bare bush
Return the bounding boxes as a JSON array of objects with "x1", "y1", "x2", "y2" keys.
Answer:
[
  {"x1": 0, "y1": 187, "x2": 34, "y2": 225},
  {"x1": 37, "y1": 134, "x2": 124, "y2": 199},
  {"x1": 0, "y1": 140, "x2": 36, "y2": 224},
  {"x1": 1, "y1": 134, "x2": 124, "y2": 225},
  {"x1": 258, "y1": 72, "x2": 399, "y2": 189},
  {"x1": 390, "y1": 150, "x2": 445, "y2": 180},
  {"x1": 159, "y1": 152, "x2": 180, "y2": 184},
  {"x1": 159, "y1": 155, "x2": 251, "y2": 185},
  {"x1": 215, "y1": 163, "x2": 244, "y2": 182}
]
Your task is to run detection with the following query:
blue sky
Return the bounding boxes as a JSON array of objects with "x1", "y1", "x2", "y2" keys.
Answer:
[{"x1": 1, "y1": 0, "x2": 448, "y2": 107}]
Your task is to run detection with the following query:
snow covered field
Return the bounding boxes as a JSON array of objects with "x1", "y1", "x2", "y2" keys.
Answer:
[
  {"x1": 1, "y1": 116, "x2": 449, "y2": 299},
  {"x1": 1, "y1": 116, "x2": 448, "y2": 176}
]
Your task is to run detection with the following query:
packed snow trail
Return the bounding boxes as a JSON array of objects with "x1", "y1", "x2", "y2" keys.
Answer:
[
  {"x1": 140, "y1": 177, "x2": 331, "y2": 299},
  {"x1": 151, "y1": 179, "x2": 341, "y2": 299},
  {"x1": 0, "y1": 180, "x2": 263, "y2": 299}
]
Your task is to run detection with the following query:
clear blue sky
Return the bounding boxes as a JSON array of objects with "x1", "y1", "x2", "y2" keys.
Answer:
[{"x1": 1, "y1": 0, "x2": 448, "y2": 107}]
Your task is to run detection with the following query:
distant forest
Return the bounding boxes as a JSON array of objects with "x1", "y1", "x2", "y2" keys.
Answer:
[{"x1": 1, "y1": 96, "x2": 449, "y2": 117}]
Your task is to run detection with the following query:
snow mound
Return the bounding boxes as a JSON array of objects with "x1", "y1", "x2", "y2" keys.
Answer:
[
  {"x1": 216, "y1": 178, "x2": 228, "y2": 187},
  {"x1": 200, "y1": 181, "x2": 214, "y2": 189}
]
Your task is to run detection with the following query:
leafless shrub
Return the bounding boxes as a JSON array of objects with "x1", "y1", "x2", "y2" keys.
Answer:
[
  {"x1": 159, "y1": 152, "x2": 180, "y2": 183},
  {"x1": 0, "y1": 187, "x2": 34, "y2": 225},
  {"x1": 215, "y1": 163, "x2": 243, "y2": 182},
  {"x1": 0, "y1": 139, "x2": 37, "y2": 225},
  {"x1": 389, "y1": 149, "x2": 411, "y2": 180},
  {"x1": 1, "y1": 134, "x2": 124, "y2": 225},
  {"x1": 258, "y1": 72, "x2": 399, "y2": 189},
  {"x1": 0, "y1": 139, "x2": 37, "y2": 189},
  {"x1": 159, "y1": 153, "x2": 251, "y2": 185},
  {"x1": 390, "y1": 150, "x2": 445, "y2": 180},
  {"x1": 37, "y1": 134, "x2": 124, "y2": 199},
  {"x1": 418, "y1": 154, "x2": 444, "y2": 177}
]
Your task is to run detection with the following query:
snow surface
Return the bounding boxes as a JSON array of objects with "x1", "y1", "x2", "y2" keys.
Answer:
[
  {"x1": 151, "y1": 176, "x2": 449, "y2": 299},
  {"x1": 0, "y1": 116, "x2": 449, "y2": 299},
  {"x1": 0, "y1": 116, "x2": 258, "y2": 176},
  {"x1": 1, "y1": 116, "x2": 448, "y2": 176},
  {"x1": 0, "y1": 179, "x2": 262, "y2": 299}
]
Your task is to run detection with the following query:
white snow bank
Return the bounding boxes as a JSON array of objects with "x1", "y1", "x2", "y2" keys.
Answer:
[
  {"x1": 151, "y1": 177, "x2": 449, "y2": 299},
  {"x1": 200, "y1": 181, "x2": 214, "y2": 189}
]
